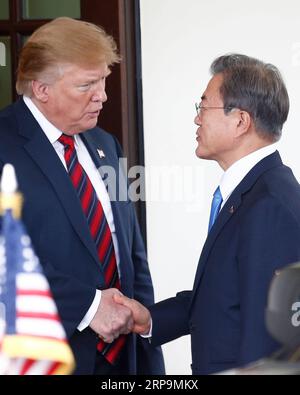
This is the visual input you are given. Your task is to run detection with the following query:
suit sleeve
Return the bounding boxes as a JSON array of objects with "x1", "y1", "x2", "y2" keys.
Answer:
[
  {"x1": 150, "y1": 291, "x2": 192, "y2": 347},
  {"x1": 40, "y1": 259, "x2": 97, "y2": 338},
  {"x1": 237, "y1": 196, "x2": 300, "y2": 366}
]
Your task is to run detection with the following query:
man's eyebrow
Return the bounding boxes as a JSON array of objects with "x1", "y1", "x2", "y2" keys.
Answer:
[{"x1": 79, "y1": 71, "x2": 111, "y2": 83}]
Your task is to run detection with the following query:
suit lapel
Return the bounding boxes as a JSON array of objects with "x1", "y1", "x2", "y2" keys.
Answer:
[
  {"x1": 191, "y1": 151, "x2": 283, "y2": 305},
  {"x1": 192, "y1": 191, "x2": 242, "y2": 293},
  {"x1": 15, "y1": 100, "x2": 101, "y2": 270}
]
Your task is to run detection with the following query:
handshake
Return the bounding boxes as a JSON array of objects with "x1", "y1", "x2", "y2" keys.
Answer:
[{"x1": 89, "y1": 288, "x2": 151, "y2": 344}]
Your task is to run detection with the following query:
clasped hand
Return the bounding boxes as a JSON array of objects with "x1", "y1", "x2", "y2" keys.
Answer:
[{"x1": 89, "y1": 288, "x2": 151, "y2": 343}]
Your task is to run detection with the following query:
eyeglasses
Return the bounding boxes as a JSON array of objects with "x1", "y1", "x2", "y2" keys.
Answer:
[{"x1": 195, "y1": 102, "x2": 233, "y2": 116}]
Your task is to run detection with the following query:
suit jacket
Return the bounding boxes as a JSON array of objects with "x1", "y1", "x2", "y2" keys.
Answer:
[
  {"x1": 150, "y1": 151, "x2": 300, "y2": 374},
  {"x1": 0, "y1": 99, "x2": 165, "y2": 375}
]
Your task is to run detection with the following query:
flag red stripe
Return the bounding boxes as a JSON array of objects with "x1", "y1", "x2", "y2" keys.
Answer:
[
  {"x1": 20, "y1": 359, "x2": 35, "y2": 375},
  {"x1": 46, "y1": 362, "x2": 61, "y2": 375},
  {"x1": 17, "y1": 311, "x2": 61, "y2": 321},
  {"x1": 17, "y1": 290, "x2": 51, "y2": 297}
]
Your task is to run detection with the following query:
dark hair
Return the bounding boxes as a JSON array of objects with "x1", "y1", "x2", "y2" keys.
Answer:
[{"x1": 210, "y1": 54, "x2": 289, "y2": 141}]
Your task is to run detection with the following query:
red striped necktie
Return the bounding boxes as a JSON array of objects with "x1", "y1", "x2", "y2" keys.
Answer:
[{"x1": 58, "y1": 134, "x2": 126, "y2": 364}]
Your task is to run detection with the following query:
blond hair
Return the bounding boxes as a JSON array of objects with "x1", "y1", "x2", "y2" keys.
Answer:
[{"x1": 16, "y1": 17, "x2": 120, "y2": 96}]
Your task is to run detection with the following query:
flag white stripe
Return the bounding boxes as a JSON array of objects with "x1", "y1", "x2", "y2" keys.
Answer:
[
  {"x1": 0, "y1": 352, "x2": 9, "y2": 374},
  {"x1": 25, "y1": 359, "x2": 54, "y2": 375},
  {"x1": 16, "y1": 295, "x2": 58, "y2": 315},
  {"x1": 6, "y1": 358, "x2": 25, "y2": 375},
  {"x1": 17, "y1": 273, "x2": 49, "y2": 291},
  {"x1": 16, "y1": 318, "x2": 65, "y2": 340}
]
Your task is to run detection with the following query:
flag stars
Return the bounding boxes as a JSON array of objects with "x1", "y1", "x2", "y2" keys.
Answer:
[
  {"x1": 0, "y1": 244, "x2": 6, "y2": 280},
  {"x1": 22, "y1": 247, "x2": 34, "y2": 260},
  {"x1": 21, "y1": 235, "x2": 31, "y2": 247},
  {"x1": 22, "y1": 248, "x2": 39, "y2": 272},
  {"x1": 23, "y1": 261, "x2": 37, "y2": 273}
]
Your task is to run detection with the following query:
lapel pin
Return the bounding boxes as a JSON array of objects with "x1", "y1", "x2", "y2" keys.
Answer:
[
  {"x1": 229, "y1": 206, "x2": 235, "y2": 214},
  {"x1": 97, "y1": 149, "x2": 106, "y2": 159}
]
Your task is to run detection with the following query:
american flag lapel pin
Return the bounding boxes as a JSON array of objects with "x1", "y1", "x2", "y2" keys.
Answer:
[
  {"x1": 97, "y1": 149, "x2": 106, "y2": 159},
  {"x1": 229, "y1": 206, "x2": 235, "y2": 214}
]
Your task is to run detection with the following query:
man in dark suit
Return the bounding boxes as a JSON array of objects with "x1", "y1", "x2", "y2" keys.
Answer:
[
  {"x1": 0, "y1": 17, "x2": 164, "y2": 375},
  {"x1": 115, "y1": 54, "x2": 300, "y2": 374}
]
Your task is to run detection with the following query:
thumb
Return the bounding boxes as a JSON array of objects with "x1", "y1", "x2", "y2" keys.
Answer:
[{"x1": 113, "y1": 293, "x2": 131, "y2": 308}]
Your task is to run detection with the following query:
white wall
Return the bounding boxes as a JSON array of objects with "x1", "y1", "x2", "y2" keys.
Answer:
[{"x1": 139, "y1": 0, "x2": 300, "y2": 374}]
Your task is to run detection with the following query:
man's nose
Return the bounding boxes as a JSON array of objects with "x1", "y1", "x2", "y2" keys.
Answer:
[
  {"x1": 194, "y1": 114, "x2": 201, "y2": 125},
  {"x1": 92, "y1": 83, "x2": 107, "y2": 102}
]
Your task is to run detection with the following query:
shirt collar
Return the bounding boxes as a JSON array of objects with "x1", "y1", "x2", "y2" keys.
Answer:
[
  {"x1": 219, "y1": 144, "x2": 278, "y2": 204},
  {"x1": 23, "y1": 96, "x2": 62, "y2": 144}
]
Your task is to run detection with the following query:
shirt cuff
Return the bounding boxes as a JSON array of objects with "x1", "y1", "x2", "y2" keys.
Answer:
[
  {"x1": 140, "y1": 318, "x2": 153, "y2": 338},
  {"x1": 77, "y1": 290, "x2": 102, "y2": 332}
]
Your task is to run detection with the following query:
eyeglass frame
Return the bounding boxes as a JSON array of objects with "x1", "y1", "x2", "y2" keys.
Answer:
[{"x1": 195, "y1": 102, "x2": 234, "y2": 116}]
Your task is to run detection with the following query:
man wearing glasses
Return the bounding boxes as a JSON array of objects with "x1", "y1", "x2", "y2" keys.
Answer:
[{"x1": 115, "y1": 53, "x2": 300, "y2": 374}]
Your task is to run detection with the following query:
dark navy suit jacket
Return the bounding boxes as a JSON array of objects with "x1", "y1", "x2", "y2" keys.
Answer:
[
  {"x1": 150, "y1": 151, "x2": 300, "y2": 374},
  {"x1": 0, "y1": 99, "x2": 165, "y2": 375}
]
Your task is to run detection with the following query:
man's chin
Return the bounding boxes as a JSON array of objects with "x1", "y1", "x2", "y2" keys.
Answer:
[
  {"x1": 83, "y1": 119, "x2": 99, "y2": 131},
  {"x1": 195, "y1": 148, "x2": 211, "y2": 160},
  {"x1": 195, "y1": 147, "x2": 204, "y2": 159}
]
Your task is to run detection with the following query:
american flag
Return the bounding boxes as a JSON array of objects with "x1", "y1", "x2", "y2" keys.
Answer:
[{"x1": 0, "y1": 166, "x2": 74, "y2": 375}]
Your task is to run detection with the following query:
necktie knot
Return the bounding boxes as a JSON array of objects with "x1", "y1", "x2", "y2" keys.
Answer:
[
  {"x1": 208, "y1": 186, "x2": 223, "y2": 233},
  {"x1": 213, "y1": 186, "x2": 222, "y2": 202},
  {"x1": 58, "y1": 134, "x2": 75, "y2": 151}
]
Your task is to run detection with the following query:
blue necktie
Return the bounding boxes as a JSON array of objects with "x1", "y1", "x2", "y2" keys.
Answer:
[{"x1": 208, "y1": 186, "x2": 223, "y2": 233}]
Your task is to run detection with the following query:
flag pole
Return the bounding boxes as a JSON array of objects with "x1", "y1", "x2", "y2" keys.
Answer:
[{"x1": 0, "y1": 164, "x2": 23, "y2": 219}]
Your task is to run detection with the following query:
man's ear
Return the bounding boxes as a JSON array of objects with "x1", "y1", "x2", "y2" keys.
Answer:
[
  {"x1": 235, "y1": 110, "x2": 251, "y2": 137},
  {"x1": 31, "y1": 80, "x2": 49, "y2": 103}
]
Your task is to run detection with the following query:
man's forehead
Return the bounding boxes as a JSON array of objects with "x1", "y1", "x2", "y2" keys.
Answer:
[
  {"x1": 62, "y1": 63, "x2": 110, "y2": 78},
  {"x1": 202, "y1": 74, "x2": 223, "y2": 101}
]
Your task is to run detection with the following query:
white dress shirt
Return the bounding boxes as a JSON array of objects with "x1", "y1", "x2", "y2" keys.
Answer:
[
  {"x1": 219, "y1": 144, "x2": 278, "y2": 210},
  {"x1": 23, "y1": 96, "x2": 121, "y2": 331}
]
